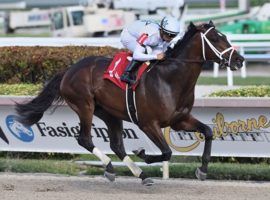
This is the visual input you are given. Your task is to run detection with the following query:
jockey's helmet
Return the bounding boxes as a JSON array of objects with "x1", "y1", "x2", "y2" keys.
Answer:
[{"x1": 159, "y1": 16, "x2": 180, "y2": 39}]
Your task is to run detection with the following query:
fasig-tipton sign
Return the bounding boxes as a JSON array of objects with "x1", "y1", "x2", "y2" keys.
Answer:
[{"x1": 0, "y1": 99, "x2": 270, "y2": 157}]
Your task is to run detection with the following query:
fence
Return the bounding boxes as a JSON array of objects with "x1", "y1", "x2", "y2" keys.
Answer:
[{"x1": 0, "y1": 37, "x2": 122, "y2": 48}]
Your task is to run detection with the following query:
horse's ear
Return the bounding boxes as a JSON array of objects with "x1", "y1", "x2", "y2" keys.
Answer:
[
  {"x1": 209, "y1": 20, "x2": 215, "y2": 27},
  {"x1": 188, "y1": 22, "x2": 196, "y2": 30}
]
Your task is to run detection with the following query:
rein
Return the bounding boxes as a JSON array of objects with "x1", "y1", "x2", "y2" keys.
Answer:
[{"x1": 165, "y1": 57, "x2": 208, "y2": 63}]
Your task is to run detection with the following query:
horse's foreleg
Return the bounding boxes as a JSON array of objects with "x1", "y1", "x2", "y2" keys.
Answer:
[
  {"x1": 136, "y1": 122, "x2": 172, "y2": 164},
  {"x1": 95, "y1": 109, "x2": 153, "y2": 186},
  {"x1": 171, "y1": 114, "x2": 213, "y2": 181}
]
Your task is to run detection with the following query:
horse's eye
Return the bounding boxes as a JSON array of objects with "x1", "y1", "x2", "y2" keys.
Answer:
[{"x1": 211, "y1": 34, "x2": 219, "y2": 42}]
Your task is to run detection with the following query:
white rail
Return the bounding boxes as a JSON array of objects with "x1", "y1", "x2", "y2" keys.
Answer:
[
  {"x1": 227, "y1": 34, "x2": 270, "y2": 41},
  {"x1": 0, "y1": 37, "x2": 123, "y2": 48}
]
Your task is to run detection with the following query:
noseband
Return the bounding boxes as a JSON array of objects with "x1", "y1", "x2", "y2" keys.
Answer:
[{"x1": 201, "y1": 27, "x2": 235, "y2": 66}]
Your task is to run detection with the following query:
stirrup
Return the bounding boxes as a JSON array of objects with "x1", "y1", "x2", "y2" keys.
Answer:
[
  {"x1": 121, "y1": 72, "x2": 136, "y2": 84},
  {"x1": 121, "y1": 77, "x2": 136, "y2": 84},
  {"x1": 120, "y1": 73, "x2": 129, "y2": 82},
  {"x1": 128, "y1": 79, "x2": 136, "y2": 85}
]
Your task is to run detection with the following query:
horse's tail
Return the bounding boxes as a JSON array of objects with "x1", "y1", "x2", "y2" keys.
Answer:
[{"x1": 15, "y1": 70, "x2": 67, "y2": 126}]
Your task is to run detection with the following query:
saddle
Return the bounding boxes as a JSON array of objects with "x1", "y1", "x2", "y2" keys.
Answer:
[
  {"x1": 103, "y1": 51, "x2": 150, "y2": 124},
  {"x1": 103, "y1": 51, "x2": 149, "y2": 91}
]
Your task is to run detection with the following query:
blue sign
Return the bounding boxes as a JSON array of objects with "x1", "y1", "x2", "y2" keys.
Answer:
[{"x1": 6, "y1": 115, "x2": 34, "y2": 142}]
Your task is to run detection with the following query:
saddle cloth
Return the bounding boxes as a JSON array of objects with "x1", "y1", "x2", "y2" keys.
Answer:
[{"x1": 103, "y1": 51, "x2": 149, "y2": 91}]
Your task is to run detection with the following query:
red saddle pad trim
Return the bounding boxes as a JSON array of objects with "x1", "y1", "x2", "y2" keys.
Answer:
[{"x1": 103, "y1": 51, "x2": 149, "y2": 91}]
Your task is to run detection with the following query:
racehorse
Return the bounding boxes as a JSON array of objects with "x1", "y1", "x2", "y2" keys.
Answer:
[{"x1": 15, "y1": 21, "x2": 244, "y2": 186}]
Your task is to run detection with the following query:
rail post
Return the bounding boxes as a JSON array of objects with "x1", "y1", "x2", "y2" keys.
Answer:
[{"x1": 162, "y1": 161, "x2": 169, "y2": 179}]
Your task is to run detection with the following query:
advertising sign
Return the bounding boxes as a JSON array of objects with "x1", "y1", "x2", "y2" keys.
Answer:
[
  {"x1": 165, "y1": 107, "x2": 270, "y2": 157},
  {"x1": 1, "y1": 104, "x2": 270, "y2": 157}
]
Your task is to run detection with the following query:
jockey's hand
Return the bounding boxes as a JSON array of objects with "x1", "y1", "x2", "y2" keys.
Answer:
[{"x1": 156, "y1": 53, "x2": 165, "y2": 60}]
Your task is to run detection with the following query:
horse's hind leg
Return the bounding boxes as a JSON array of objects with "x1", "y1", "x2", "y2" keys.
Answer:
[
  {"x1": 65, "y1": 98, "x2": 114, "y2": 181},
  {"x1": 95, "y1": 108, "x2": 154, "y2": 186},
  {"x1": 171, "y1": 114, "x2": 213, "y2": 181}
]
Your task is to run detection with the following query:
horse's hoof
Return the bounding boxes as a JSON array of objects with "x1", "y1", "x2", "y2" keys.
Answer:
[
  {"x1": 132, "y1": 147, "x2": 145, "y2": 156},
  {"x1": 104, "y1": 171, "x2": 115, "y2": 182},
  {"x1": 142, "y1": 178, "x2": 154, "y2": 186},
  {"x1": 195, "y1": 167, "x2": 207, "y2": 181}
]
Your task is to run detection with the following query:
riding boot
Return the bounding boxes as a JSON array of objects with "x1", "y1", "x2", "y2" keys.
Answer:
[{"x1": 121, "y1": 60, "x2": 142, "y2": 84}]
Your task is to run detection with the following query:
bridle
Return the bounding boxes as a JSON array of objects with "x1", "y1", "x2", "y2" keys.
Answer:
[{"x1": 201, "y1": 26, "x2": 235, "y2": 66}]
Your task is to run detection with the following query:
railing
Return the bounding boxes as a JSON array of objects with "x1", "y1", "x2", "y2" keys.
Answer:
[{"x1": 0, "y1": 37, "x2": 122, "y2": 48}]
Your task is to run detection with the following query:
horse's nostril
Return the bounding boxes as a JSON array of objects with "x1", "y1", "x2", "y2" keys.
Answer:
[{"x1": 236, "y1": 56, "x2": 244, "y2": 63}]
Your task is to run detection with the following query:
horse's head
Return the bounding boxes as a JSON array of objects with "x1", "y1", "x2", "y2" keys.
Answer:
[{"x1": 193, "y1": 21, "x2": 244, "y2": 71}]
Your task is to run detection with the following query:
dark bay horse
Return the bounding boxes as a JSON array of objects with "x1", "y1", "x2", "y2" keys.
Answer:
[{"x1": 16, "y1": 21, "x2": 244, "y2": 186}]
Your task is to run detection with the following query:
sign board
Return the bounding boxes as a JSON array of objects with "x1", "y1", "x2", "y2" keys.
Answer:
[{"x1": 1, "y1": 101, "x2": 270, "y2": 158}]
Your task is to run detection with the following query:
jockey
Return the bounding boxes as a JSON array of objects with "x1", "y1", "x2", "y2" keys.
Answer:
[{"x1": 120, "y1": 16, "x2": 181, "y2": 84}]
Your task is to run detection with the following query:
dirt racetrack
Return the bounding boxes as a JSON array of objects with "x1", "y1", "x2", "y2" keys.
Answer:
[{"x1": 1, "y1": 173, "x2": 270, "y2": 200}]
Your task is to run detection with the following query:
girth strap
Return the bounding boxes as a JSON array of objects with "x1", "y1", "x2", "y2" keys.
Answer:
[{"x1": 125, "y1": 84, "x2": 138, "y2": 124}]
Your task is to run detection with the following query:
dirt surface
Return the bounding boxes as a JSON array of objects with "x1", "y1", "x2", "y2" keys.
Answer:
[{"x1": 1, "y1": 173, "x2": 270, "y2": 200}]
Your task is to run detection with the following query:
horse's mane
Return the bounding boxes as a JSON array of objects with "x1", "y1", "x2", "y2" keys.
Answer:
[
  {"x1": 166, "y1": 23, "x2": 197, "y2": 58},
  {"x1": 165, "y1": 23, "x2": 211, "y2": 58}
]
